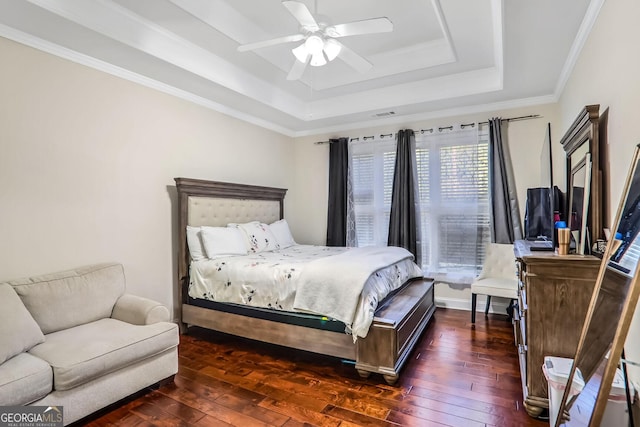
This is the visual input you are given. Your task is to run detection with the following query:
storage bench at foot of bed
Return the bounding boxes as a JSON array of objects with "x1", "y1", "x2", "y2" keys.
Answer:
[{"x1": 355, "y1": 278, "x2": 435, "y2": 385}]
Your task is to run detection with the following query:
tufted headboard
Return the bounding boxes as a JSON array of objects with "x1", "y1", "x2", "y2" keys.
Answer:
[
  {"x1": 187, "y1": 197, "x2": 281, "y2": 227},
  {"x1": 174, "y1": 178, "x2": 287, "y2": 304}
]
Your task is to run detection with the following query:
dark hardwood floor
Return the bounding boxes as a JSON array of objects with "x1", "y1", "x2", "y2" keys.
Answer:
[{"x1": 87, "y1": 308, "x2": 548, "y2": 426}]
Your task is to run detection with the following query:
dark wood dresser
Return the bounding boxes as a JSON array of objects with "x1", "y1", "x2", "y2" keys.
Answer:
[{"x1": 513, "y1": 240, "x2": 601, "y2": 417}]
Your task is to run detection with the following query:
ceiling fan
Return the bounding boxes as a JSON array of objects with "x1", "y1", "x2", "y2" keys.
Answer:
[{"x1": 237, "y1": 0, "x2": 393, "y2": 80}]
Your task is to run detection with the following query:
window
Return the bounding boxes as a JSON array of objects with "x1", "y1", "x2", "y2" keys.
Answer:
[
  {"x1": 416, "y1": 127, "x2": 489, "y2": 283},
  {"x1": 350, "y1": 127, "x2": 489, "y2": 283},
  {"x1": 350, "y1": 139, "x2": 396, "y2": 247}
]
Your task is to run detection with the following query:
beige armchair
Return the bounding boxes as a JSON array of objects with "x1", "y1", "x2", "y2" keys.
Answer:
[{"x1": 470, "y1": 243, "x2": 518, "y2": 323}]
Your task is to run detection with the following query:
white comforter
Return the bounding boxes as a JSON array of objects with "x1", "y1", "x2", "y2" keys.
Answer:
[
  {"x1": 189, "y1": 245, "x2": 422, "y2": 339},
  {"x1": 293, "y1": 246, "x2": 415, "y2": 329}
]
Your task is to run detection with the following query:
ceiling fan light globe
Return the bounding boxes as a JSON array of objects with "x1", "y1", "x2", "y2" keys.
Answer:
[
  {"x1": 292, "y1": 43, "x2": 309, "y2": 63},
  {"x1": 323, "y1": 38, "x2": 341, "y2": 61},
  {"x1": 305, "y1": 35, "x2": 324, "y2": 56},
  {"x1": 310, "y1": 51, "x2": 327, "y2": 67}
]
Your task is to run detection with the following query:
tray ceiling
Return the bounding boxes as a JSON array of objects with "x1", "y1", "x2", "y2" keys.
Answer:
[{"x1": 0, "y1": 0, "x2": 598, "y2": 136}]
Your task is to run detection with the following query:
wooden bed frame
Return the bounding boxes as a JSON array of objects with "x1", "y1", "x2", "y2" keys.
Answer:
[{"x1": 175, "y1": 177, "x2": 435, "y2": 384}]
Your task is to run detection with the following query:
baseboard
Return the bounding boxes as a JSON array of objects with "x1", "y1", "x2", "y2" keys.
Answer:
[{"x1": 435, "y1": 296, "x2": 511, "y2": 315}]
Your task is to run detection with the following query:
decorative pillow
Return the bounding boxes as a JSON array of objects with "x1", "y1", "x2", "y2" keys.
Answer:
[
  {"x1": 229, "y1": 221, "x2": 280, "y2": 253},
  {"x1": 200, "y1": 226, "x2": 248, "y2": 259},
  {"x1": 186, "y1": 226, "x2": 206, "y2": 262},
  {"x1": 0, "y1": 283, "x2": 45, "y2": 364},
  {"x1": 269, "y1": 219, "x2": 296, "y2": 249}
]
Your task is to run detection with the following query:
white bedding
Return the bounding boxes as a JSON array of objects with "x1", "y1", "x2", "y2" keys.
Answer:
[{"x1": 189, "y1": 244, "x2": 422, "y2": 339}]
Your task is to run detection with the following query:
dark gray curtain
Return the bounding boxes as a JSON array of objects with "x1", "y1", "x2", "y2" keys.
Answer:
[
  {"x1": 388, "y1": 129, "x2": 421, "y2": 264},
  {"x1": 326, "y1": 137, "x2": 349, "y2": 246},
  {"x1": 488, "y1": 118, "x2": 523, "y2": 243}
]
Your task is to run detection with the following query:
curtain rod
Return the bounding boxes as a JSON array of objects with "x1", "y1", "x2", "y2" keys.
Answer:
[{"x1": 314, "y1": 114, "x2": 542, "y2": 145}]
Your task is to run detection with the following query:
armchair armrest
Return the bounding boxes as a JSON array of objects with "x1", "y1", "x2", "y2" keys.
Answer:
[{"x1": 111, "y1": 294, "x2": 170, "y2": 325}]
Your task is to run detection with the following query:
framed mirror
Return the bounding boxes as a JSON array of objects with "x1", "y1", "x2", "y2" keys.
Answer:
[
  {"x1": 568, "y1": 154, "x2": 592, "y2": 255},
  {"x1": 561, "y1": 105, "x2": 603, "y2": 247},
  {"x1": 555, "y1": 144, "x2": 640, "y2": 426}
]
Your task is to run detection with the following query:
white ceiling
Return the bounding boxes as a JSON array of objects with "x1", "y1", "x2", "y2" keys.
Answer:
[{"x1": 0, "y1": 0, "x2": 600, "y2": 136}]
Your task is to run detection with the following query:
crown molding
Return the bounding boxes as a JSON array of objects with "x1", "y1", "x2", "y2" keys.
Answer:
[
  {"x1": 307, "y1": 67, "x2": 502, "y2": 121},
  {"x1": 293, "y1": 94, "x2": 558, "y2": 138},
  {"x1": 554, "y1": 0, "x2": 605, "y2": 98},
  {"x1": 3, "y1": 0, "x2": 591, "y2": 139},
  {"x1": 4, "y1": 0, "x2": 512, "y2": 133},
  {"x1": 0, "y1": 20, "x2": 558, "y2": 139},
  {"x1": 0, "y1": 23, "x2": 557, "y2": 140},
  {"x1": 22, "y1": 0, "x2": 504, "y2": 123},
  {"x1": 26, "y1": 0, "x2": 307, "y2": 119}
]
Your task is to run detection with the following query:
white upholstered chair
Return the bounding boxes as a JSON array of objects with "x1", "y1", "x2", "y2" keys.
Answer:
[{"x1": 471, "y1": 243, "x2": 518, "y2": 323}]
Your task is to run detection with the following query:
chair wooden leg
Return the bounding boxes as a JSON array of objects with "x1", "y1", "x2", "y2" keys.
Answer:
[
  {"x1": 471, "y1": 293, "x2": 477, "y2": 323},
  {"x1": 506, "y1": 299, "x2": 515, "y2": 322},
  {"x1": 485, "y1": 295, "x2": 491, "y2": 317}
]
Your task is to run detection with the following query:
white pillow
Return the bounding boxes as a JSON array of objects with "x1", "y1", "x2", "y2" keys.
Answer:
[
  {"x1": 186, "y1": 226, "x2": 206, "y2": 262},
  {"x1": 200, "y1": 227, "x2": 248, "y2": 259},
  {"x1": 269, "y1": 219, "x2": 296, "y2": 249},
  {"x1": 229, "y1": 221, "x2": 280, "y2": 253}
]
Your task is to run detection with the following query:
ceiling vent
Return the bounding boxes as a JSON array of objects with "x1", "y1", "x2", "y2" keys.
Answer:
[{"x1": 373, "y1": 111, "x2": 396, "y2": 117}]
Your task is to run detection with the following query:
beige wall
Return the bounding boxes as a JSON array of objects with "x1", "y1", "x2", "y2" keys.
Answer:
[
  {"x1": 0, "y1": 37, "x2": 295, "y2": 315},
  {"x1": 291, "y1": 103, "x2": 561, "y2": 308},
  {"x1": 558, "y1": 0, "x2": 640, "y2": 381}
]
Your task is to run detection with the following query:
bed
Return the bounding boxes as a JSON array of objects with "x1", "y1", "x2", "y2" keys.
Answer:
[{"x1": 175, "y1": 177, "x2": 435, "y2": 384}]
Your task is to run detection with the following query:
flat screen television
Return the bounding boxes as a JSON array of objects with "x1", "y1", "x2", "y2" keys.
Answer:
[{"x1": 528, "y1": 123, "x2": 557, "y2": 251}]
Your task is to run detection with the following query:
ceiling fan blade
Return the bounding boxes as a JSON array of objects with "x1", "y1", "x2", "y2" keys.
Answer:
[
  {"x1": 287, "y1": 56, "x2": 309, "y2": 80},
  {"x1": 237, "y1": 34, "x2": 304, "y2": 52},
  {"x1": 334, "y1": 41, "x2": 372, "y2": 73},
  {"x1": 326, "y1": 17, "x2": 393, "y2": 38},
  {"x1": 282, "y1": 0, "x2": 319, "y2": 31}
]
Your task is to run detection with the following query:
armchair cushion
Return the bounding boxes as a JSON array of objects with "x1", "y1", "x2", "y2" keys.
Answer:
[
  {"x1": 29, "y1": 318, "x2": 178, "y2": 391},
  {"x1": 0, "y1": 353, "x2": 52, "y2": 405},
  {"x1": 0, "y1": 283, "x2": 45, "y2": 364},
  {"x1": 111, "y1": 294, "x2": 170, "y2": 325}
]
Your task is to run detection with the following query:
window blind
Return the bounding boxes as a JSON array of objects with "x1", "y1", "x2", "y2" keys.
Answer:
[
  {"x1": 351, "y1": 139, "x2": 396, "y2": 247},
  {"x1": 416, "y1": 127, "x2": 489, "y2": 283},
  {"x1": 349, "y1": 127, "x2": 489, "y2": 284}
]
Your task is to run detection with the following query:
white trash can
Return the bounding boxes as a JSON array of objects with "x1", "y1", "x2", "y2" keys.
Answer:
[
  {"x1": 601, "y1": 368, "x2": 634, "y2": 427},
  {"x1": 542, "y1": 356, "x2": 585, "y2": 427}
]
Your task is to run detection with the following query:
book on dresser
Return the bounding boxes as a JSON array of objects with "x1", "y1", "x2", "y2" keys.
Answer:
[{"x1": 513, "y1": 239, "x2": 600, "y2": 418}]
